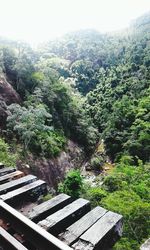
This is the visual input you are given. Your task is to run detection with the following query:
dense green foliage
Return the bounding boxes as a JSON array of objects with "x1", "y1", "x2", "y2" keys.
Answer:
[
  {"x1": 7, "y1": 103, "x2": 66, "y2": 157},
  {"x1": 0, "y1": 12, "x2": 150, "y2": 250},
  {"x1": 59, "y1": 161, "x2": 150, "y2": 250},
  {"x1": 81, "y1": 162, "x2": 150, "y2": 250},
  {"x1": 0, "y1": 138, "x2": 17, "y2": 166},
  {"x1": 1, "y1": 13, "x2": 150, "y2": 161},
  {"x1": 58, "y1": 170, "x2": 83, "y2": 198},
  {"x1": 0, "y1": 38, "x2": 98, "y2": 157},
  {"x1": 101, "y1": 163, "x2": 150, "y2": 250},
  {"x1": 36, "y1": 13, "x2": 150, "y2": 162}
]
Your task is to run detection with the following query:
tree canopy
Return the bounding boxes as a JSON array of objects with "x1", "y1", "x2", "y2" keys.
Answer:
[{"x1": 0, "y1": 12, "x2": 150, "y2": 250}]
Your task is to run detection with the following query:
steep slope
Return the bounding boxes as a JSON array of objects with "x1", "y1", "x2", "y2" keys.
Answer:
[
  {"x1": 0, "y1": 75, "x2": 21, "y2": 104},
  {"x1": 18, "y1": 140, "x2": 84, "y2": 188},
  {"x1": 0, "y1": 74, "x2": 21, "y2": 129}
]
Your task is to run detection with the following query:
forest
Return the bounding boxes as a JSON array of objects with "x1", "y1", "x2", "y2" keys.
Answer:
[{"x1": 0, "y1": 12, "x2": 150, "y2": 250}]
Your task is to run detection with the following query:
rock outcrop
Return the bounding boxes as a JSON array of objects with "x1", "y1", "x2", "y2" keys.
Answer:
[
  {"x1": 17, "y1": 140, "x2": 84, "y2": 189},
  {"x1": 140, "y1": 239, "x2": 150, "y2": 250},
  {"x1": 0, "y1": 74, "x2": 21, "y2": 129}
]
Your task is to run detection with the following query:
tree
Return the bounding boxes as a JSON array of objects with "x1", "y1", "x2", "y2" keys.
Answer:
[
  {"x1": 124, "y1": 95, "x2": 150, "y2": 162},
  {"x1": 70, "y1": 60, "x2": 97, "y2": 94},
  {"x1": 7, "y1": 103, "x2": 66, "y2": 157}
]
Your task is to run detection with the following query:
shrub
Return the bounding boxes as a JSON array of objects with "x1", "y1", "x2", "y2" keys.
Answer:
[
  {"x1": 90, "y1": 156, "x2": 104, "y2": 171},
  {"x1": 0, "y1": 138, "x2": 17, "y2": 167},
  {"x1": 113, "y1": 238, "x2": 139, "y2": 250},
  {"x1": 101, "y1": 190, "x2": 150, "y2": 249},
  {"x1": 103, "y1": 173, "x2": 128, "y2": 192},
  {"x1": 58, "y1": 170, "x2": 83, "y2": 198},
  {"x1": 117, "y1": 154, "x2": 135, "y2": 166},
  {"x1": 83, "y1": 186, "x2": 107, "y2": 207},
  {"x1": 31, "y1": 130, "x2": 66, "y2": 157}
]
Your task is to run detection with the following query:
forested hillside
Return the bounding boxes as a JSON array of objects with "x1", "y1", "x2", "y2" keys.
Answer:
[
  {"x1": 38, "y1": 13, "x2": 150, "y2": 164},
  {"x1": 0, "y1": 12, "x2": 150, "y2": 250}
]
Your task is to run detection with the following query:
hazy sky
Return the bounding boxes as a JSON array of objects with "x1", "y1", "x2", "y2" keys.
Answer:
[{"x1": 0, "y1": 0, "x2": 150, "y2": 45}]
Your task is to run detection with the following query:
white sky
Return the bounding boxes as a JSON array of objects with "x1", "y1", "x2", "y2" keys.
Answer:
[{"x1": 0, "y1": 0, "x2": 150, "y2": 45}]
